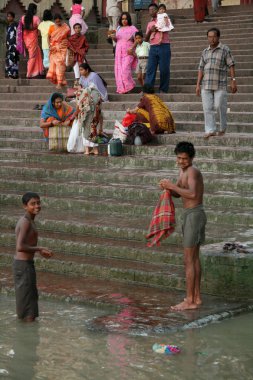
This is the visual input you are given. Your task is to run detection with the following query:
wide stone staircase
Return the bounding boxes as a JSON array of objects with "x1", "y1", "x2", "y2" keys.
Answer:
[{"x1": 0, "y1": 5, "x2": 252, "y2": 309}]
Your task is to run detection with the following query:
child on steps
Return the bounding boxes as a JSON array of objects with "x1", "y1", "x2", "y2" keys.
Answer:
[{"x1": 69, "y1": 0, "x2": 88, "y2": 35}]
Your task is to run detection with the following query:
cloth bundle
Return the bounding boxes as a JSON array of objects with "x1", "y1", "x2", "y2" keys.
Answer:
[
  {"x1": 127, "y1": 122, "x2": 153, "y2": 145},
  {"x1": 146, "y1": 190, "x2": 176, "y2": 247}
]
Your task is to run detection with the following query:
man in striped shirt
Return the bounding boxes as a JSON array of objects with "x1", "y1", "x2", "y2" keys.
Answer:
[{"x1": 196, "y1": 28, "x2": 237, "y2": 139}]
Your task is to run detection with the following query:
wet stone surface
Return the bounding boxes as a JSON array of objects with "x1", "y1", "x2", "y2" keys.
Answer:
[{"x1": 1, "y1": 267, "x2": 251, "y2": 335}]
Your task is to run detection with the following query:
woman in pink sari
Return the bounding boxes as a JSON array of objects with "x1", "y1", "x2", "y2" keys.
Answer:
[
  {"x1": 113, "y1": 12, "x2": 138, "y2": 94},
  {"x1": 21, "y1": 3, "x2": 43, "y2": 78}
]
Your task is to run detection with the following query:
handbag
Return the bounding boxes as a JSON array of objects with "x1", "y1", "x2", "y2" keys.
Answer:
[
  {"x1": 66, "y1": 48, "x2": 75, "y2": 67},
  {"x1": 49, "y1": 125, "x2": 71, "y2": 151}
]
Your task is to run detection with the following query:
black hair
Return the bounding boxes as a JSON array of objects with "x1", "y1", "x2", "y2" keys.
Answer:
[
  {"x1": 79, "y1": 63, "x2": 107, "y2": 88},
  {"x1": 142, "y1": 84, "x2": 155, "y2": 94},
  {"x1": 148, "y1": 3, "x2": 158, "y2": 9},
  {"x1": 53, "y1": 13, "x2": 63, "y2": 20},
  {"x1": 73, "y1": 23, "x2": 82, "y2": 28},
  {"x1": 119, "y1": 12, "x2": 132, "y2": 26},
  {"x1": 7, "y1": 11, "x2": 15, "y2": 18},
  {"x1": 22, "y1": 192, "x2": 40, "y2": 205},
  {"x1": 72, "y1": 0, "x2": 82, "y2": 3},
  {"x1": 51, "y1": 92, "x2": 64, "y2": 104},
  {"x1": 43, "y1": 9, "x2": 53, "y2": 21},
  {"x1": 207, "y1": 27, "x2": 220, "y2": 37},
  {"x1": 158, "y1": 3, "x2": 167, "y2": 10},
  {"x1": 135, "y1": 31, "x2": 143, "y2": 38},
  {"x1": 174, "y1": 141, "x2": 196, "y2": 158},
  {"x1": 24, "y1": 3, "x2": 37, "y2": 30}
]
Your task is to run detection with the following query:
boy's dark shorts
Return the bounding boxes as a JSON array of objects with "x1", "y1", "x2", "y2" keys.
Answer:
[
  {"x1": 182, "y1": 204, "x2": 207, "y2": 248},
  {"x1": 13, "y1": 260, "x2": 39, "y2": 319}
]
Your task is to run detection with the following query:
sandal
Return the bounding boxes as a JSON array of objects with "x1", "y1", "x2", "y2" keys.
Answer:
[{"x1": 204, "y1": 132, "x2": 216, "y2": 139}]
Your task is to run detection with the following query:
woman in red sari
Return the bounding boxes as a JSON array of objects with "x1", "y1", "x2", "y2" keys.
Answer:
[
  {"x1": 21, "y1": 3, "x2": 43, "y2": 78},
  {"x1": 193, "y1": 0, "x2": 208, "y2": 22},
  {"x1": 47, "y1": 14, "x2": 70, "y2": 89}
]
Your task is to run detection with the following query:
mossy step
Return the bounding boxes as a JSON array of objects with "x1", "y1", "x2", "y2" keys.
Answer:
[
  {"x1": 0, "y1": 162, "x2": 252, "y2": 193},
  {"x1": 1, "y1": 138, "x2": 253, "y2": 162},
  {"x1": 0, "y1": 192, "x2": 252, "y2": 226},
  {"x1": 0, "y1": 206, "x2": 247, "y2": 246},
  {"x1": 0, "y1": 229, "x2": 183, "y2": 265},
  {"x1": 0, "y1": 177, "x2": 252, "y2": 208},
  {"x1": 0, "y1": 250, "x2": 185, "y2": 290},
  {"x1": 0, "y1": 149, "x2": 251, "y2": 174}
]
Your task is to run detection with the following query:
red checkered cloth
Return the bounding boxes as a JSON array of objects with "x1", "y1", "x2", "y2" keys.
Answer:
[{"x1": 146, "y1": 190, "x2": 176, "y2": 247}]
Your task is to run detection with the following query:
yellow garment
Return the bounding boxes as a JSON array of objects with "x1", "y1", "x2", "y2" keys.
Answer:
[{"x1": 38, "y1": 21, "x2": 54, "y2": 49}]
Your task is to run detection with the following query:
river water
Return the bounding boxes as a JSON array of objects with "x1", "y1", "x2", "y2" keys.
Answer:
[{"x1": 0, "y1": 295, "x2": 252, "y2": 380}]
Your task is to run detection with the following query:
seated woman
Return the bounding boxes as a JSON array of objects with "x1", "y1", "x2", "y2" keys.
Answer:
[
  {"x1": 127, "y1": 84, "x2": 175, "y2": 134},
  {"x1": 67, "y1": 83, "x2": 103, "y2": 155},
  {"x1": 40, "y1": 92, "x2": 76, "y2": 151},
  {"x1": 79, "y1": 63, "x2": 108, "y2": 102}
]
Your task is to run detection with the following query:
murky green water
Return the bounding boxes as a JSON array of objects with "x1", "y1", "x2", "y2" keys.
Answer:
[{"x1": 0, "y1": 295, "x2": 253, "y2": 380}]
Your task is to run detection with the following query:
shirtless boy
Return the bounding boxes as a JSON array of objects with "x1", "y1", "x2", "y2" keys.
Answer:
[
  {"x1": 160, "y1": 142, "x2": 207, "y2": 311},
  {"x1": 14, "y1": 192, "x2": 53, "y2": 322}
]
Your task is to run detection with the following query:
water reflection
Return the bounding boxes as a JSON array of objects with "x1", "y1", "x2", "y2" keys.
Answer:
[{"x1": 0, "y1": 295, "x2": 252, "y2": 380}]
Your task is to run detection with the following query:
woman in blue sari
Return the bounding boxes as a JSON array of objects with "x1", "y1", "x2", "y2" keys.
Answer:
[{"x1": 40, "y1": 92, "x2": 76, "y2": 151}]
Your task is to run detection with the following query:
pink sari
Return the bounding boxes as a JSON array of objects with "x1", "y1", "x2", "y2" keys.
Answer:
[
  {"x1": 22, "y1": 16, "x2": 43, "y2": 78},
  {"x1": 115, "y1": 25, "x2": 138, "y2": 94}
]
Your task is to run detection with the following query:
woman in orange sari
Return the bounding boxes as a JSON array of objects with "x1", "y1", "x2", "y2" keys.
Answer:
[
  {"x1": 47, "y1": 14, "x2": 70, "y2": 89},
  {"x1": 21, "y1": 3, "x2": 44, "y2": 78}
]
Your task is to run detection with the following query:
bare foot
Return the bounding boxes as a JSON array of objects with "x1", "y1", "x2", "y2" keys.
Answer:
[
  {"x1": 184, "y1": 297, "x2": 202, "y2": 305},
  {"x1": 204, "y1": 132, "x2": 216, "y2": 139},
  {"x1": 171, "y1": 300, "x2": 198, "y2": 311},
  {"x1": 56, "y1": 84, "x2": 61, "y2": 90}
]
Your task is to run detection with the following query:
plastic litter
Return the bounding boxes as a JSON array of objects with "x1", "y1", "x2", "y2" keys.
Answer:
[{"x1": 152, "y1": 343, "x2": 181, "y2": 355}]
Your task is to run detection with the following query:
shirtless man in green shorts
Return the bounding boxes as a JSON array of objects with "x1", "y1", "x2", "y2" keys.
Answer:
[
  {"x1": 14, "y1": 192, "x2": 53, "y2": 322},
  {"x1": 160, "y1": 141, "x2": 206, "y2": 311}
]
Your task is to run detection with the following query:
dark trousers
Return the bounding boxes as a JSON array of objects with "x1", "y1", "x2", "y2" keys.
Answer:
[{"x1": 145, "y1": 43, "x2": 171, "y2": 93}]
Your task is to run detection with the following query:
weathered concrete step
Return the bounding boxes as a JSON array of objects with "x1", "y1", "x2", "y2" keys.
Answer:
[
  {"x1": 89, "y1": 62, "x2": 253, "y2": 72},
  {"x1": 0, "y1": 192, "x2": 252, "y2": 226},
  {"x1": 87, "y1": 54, "x2": 253, "y2": 62},
  {"x1": 103, "y1": 119, "x2": 253, "y2": 134},
  {"x1": 0, "y1": 148, "x2": 251, "y2": 174},
  {"x1": 1, "y1": 108, "x2": 253, "y2": 124},
  {"x1": 1, "y1": 266, "x2": 251, "y2": 324},
  {"x1": 0, "y1": 250, "x2": 185, "y2": 290},
  {"x1": 1, "y1": 136, "x2": 252, "y2": 162},
  {"x1": 0, "y1": 206, "x2": 246, "y2": 246},
  {"x1": 0, "y1": 229, "x2": 183, "y2": 265},
  {"x1": 103, "y1": 110, "x2": 253, "y2": 123},
  {"x1": 0, "y1": 159, "x2": 252, "y2": 192},
  {"x1": 0, "y1": 178, "x2": 252, "y2": 209},
  {"x1": 101, "y1": 101, "x2": 253, "y2": 113}
]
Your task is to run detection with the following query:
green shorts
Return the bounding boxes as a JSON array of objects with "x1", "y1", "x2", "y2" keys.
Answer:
[
  {"x1": 182, "y1": 205, "x2": 207, "y2": 248},
  {"x1": 13, "y1": 259, "x2": 39, "y2": 319}
]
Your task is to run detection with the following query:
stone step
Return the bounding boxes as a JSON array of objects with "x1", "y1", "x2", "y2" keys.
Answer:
[
  {"x1": 1, "y1": 100, "x2": 253, "y2": 113},
  {"x1": 1, "y1": 108, "x2": 253, "y2": 124},
  {"x1": 0, "y1": 205, "x2": 247, "y2": 246},
  {"x1": 0, "y1": 228, "x2": 183, "y2": 265},
  {"x1": 0, "y1": 249, "x2": 186, "y2": 290},
  {"x1": 103, "y1": 110, "x2": 253, "y2": 123},
  {"x1": 1, "y1": 135, "x2": 253, "y2": 162},
  {"x1": 0, "y1": 266, "x2": 250, "y2": 323},
  {"x1": 0, "y1": 148, "x2": 251, "y2": 174},
  {"x1": 0, "y1": 191, "x2": 252, "y2": 226},
  {"x1": 0, "y1": 175, "x2": 252, "y2": 209},
  {"x1": 0, "y1": 158, "x2": 252, "y2": 192}
]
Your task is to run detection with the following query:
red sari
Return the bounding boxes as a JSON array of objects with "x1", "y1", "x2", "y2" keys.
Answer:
[
  {"x1": 67, "y1": 34, "x2": 89, "y2": 64},
  {"x1": 193, "y1": 0, "x2": 208, "y2": 22},
  {"x1": 22, "y1": 16, "x2": 43, "y2": 78}
]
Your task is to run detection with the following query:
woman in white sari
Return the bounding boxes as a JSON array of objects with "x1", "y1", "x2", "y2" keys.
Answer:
[{"x1": 67, "y1": 83, "x2": 103, "y2": 155}]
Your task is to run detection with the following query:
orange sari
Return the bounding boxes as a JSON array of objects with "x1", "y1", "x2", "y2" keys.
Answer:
[
  {"x1": 47, "y1": 23, "x2": 70, "y2": 86},
  {"x1": 22, "y1": 16, "x2": 43, "y2": 78}
]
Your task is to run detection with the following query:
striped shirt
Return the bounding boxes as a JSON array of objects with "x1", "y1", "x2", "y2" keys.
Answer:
[{"x1": 198, "y1": 42, "x2": 235, "y2": 90}]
